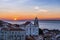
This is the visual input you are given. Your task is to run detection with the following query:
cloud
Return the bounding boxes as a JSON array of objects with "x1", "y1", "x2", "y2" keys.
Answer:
[
  {"x1": 39, "y1": 9, "x2": 48, "y2": 12},
  {"x1": 18, "y1": 0, "x2": 30, "y2": 3},
  {"x1": 34, "y1": 6, "x2": 48, "y2": 12},
  {"x1": 0, "y1": 0, "x2": 31, "y2": 12},
  {"x1": 0, "y1": 0, "x2": 29, "y2": 3},
  {"x1": 34, "y1": 6, "x2": 39, "y2": 10},
  {"x1": 0, "y1": 0, "x2": 49, "y2": 12},
  {"x1": 0, "y1": 0, "x2": 10, "y2": 2}
]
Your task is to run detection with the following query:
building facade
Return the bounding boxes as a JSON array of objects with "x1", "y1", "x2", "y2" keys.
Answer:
[
  {"x1": 0, "y1": 28, "x2": 26, "y2": 40},
  {"x1": 19, "y1": 17, "x2": 39, "y2": 36}
]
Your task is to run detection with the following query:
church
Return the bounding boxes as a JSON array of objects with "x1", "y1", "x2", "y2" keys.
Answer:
[
  {"x1": 0, "y1": 17, "x2": 40, "y2": 40},
  {"x1": 19, "y1": 17, "x2": 39, "y2": 36}
]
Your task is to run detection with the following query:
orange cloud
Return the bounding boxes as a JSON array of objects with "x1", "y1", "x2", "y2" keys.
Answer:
[{"x1": 0, "y1": 11, "x2": 60, "y2": 20}]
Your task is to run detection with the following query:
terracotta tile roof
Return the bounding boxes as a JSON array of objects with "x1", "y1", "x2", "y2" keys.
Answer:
[
  {"x1": 13, "y1": 24, "x2": 20, "y2": 27},
  {"x1": 26, "y1": 36, "x2": 35, "y2": 40},
  {"x1": 19, "y1": 21, "x2": 31, "y2": 27},
  {"x1": 9, "y1": 28, "x2": 25, "y2": 31},
  {"x1": 1, "y1": 28, "x2": 8, "y2": 30},
  {"x1": 23, "y1": 21, "x2": 31, "y2": 25},
  {"x1": 1, "y1": 28, "x2": 25, "y2": 31}
]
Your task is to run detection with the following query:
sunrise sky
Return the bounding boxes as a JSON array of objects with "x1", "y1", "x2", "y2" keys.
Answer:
[{"x1": 0, "y1": 0, "x2": 60, "y2": 20}]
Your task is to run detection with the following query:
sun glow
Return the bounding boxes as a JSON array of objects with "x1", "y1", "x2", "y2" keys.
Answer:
[{"x1": 14, "y1": 18, "x2": 17, "y2": 20}]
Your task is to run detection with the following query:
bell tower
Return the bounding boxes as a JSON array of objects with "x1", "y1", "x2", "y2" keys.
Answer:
[{"x1": 34, "y1": 17, "x2": 39, "y2": 27}]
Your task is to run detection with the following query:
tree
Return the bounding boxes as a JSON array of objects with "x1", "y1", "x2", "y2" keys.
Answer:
[
  {"x1": 39, "y1": 28, "x2": 44, "y2": 35},
  {"x1": 0, "y1": 20, "x2": 4, "y2": 27}
]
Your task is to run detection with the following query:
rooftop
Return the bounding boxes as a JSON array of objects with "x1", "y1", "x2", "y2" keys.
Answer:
[
  {"x1": 20, "y1": 21, "x2": 31, "y2": 26},
  {"x1": 1, "y1": 28, "x2": 25, "y2": 31}
]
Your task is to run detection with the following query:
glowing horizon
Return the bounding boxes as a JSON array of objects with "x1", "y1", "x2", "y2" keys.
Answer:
[{"x1": 0, "y1": 0, "x2": 60, "y2": 20}]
